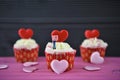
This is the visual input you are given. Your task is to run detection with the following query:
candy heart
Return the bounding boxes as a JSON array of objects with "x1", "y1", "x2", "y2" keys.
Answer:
[
  {"x1": 51, "y1": 60, "x2": 68, "y2": 74},
  {"x1": 0, "y1": 64, "x2": 8, "y2": 69},
  {"x1": 51, "y1": 30, "x2": 68, "y2": 42},
  {"x1": 18, "y1": 28, "x2": 33, "y2": 39},
  {"x1": 85, "y1": 29, "x2": 100, "y2": 38},
  {"x1": 84, "y1": 66, "x2": 101, "y2": 71},
  {"x1": 90, "y1": 51, "x2": 104, "y2": 64},
  {"x1": 23, "y1": 62, "x2": 39, "y2": 67},
  {"x1": 23, "y1": 67, "x2": 38, "y2": 73}
]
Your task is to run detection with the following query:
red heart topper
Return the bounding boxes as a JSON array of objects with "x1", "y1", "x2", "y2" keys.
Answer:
[
  {"x1": 18, "y1": 28, "x2": 33, "y2": 39},
  {"x1": 51, "y1": 30, "x2": 69, "y2": 42},
  {"x1": 85, "y1": 29, "x2": 100, "y2": 38}
]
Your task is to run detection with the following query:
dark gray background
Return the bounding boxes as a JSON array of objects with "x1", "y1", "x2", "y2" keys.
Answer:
[{"x1": 0, "y1": 0, "x2": 120, "y2": 57}]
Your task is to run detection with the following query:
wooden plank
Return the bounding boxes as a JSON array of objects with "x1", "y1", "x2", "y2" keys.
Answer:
[{"x1": 0, "y1": 57, "x2": 120, "y2": 80}]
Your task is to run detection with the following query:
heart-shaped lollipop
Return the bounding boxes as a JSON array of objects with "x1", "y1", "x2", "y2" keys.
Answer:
[
  {"x1": 50, "y1": 60, "x2": 68, "y2": 74},
  {"x1": 85, "y1": 29, "x2": 100, "y2": 38},
  {"x1": 51, "y1": 30, "x2": 68, "y2": 42},
  {"x1": 18, "y1": 28, "x2": 33, "y2": 39},
  {"x1": 90, "y1": 51, "x2": 104, "y2": 64}
]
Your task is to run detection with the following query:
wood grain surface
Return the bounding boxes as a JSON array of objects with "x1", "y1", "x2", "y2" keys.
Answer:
[{"x1": 0, "y1": 57, "x2": 120, "y2": 80}]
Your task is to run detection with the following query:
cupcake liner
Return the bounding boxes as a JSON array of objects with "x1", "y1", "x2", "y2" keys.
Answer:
[
  {"x1": 14, "y1": 47, "x2": 39, "y2": 63},
  {"x1": 80, "y1": 46, "x2": 106, "y2": 62},
  {"x1": 45, "y1": 51, "x2": 76, "y2": 71}
]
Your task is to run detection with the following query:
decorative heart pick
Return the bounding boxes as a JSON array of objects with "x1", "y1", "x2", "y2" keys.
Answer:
[
  {"x1": 18, "y1": 28, "x2": 33, "y2": 39},
  {"x1": 23, "y1": 62, "x2": 39, "y2": 67},
  {"x1": 50, "y1": 60, "x2": 68, "y2": 74},
  {"x1": 51, "y1": 30, "x2": 68, "y2": 42},
  {"x1": 90, "y1": 51, "x2": 104, "y2": 64},
  {"x1": 84, "y1": 66, "x2": 101, "y2": 71},
  {"x1": 85, "y1": 29, "x2": 100, "y2": 38}
]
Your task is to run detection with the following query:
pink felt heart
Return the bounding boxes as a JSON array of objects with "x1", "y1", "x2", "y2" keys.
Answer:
[
  {"x1": 0, "y1": 64, "x2": 8, "y2": 69},
  {"x1": 84, "y1": 66, "x2": 101, "y2": 71},
  {"x1": 23, "y1": 67, "x2": 38, "y2": 73},
  {"x1": 50, "y1": 60, "x2": 68, "y2": 74},
  {"x1": 90, "y1": 51, "x2": 104, "y2": 64},
  {"x1": 23, "y1": 62, "x2": 39, "y2": 67}
]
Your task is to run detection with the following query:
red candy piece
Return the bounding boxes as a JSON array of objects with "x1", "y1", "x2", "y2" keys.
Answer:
[
  {"x1": 18, "y1": 28, "x2": 33, "y2": 39},
  {"x1": 85, "y1": 29, "x2": 100, "y2": 38},
  {"x1": 51, "y1": 30, "x2": 68, "y2": 42}
]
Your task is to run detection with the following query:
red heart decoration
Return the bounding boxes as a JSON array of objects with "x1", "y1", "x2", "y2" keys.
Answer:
[
  {"x1": 51, "y1": 30, "x2": 69, "y2": 42},
  {"x1": 85, "y1": 29, "x2": 100, "y2": 38},
  {"x1": 18, "y1": 28, "x2": 33, "y2": 39}
]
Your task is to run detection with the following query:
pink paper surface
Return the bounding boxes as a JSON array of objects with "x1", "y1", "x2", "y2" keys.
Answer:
[{"x1": 0, "y1": 57, "x2": 120, "y2": 80}]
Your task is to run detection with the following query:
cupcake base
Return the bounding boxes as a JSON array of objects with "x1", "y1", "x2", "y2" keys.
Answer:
[
  {"x1": 45, "y1": 51, "x2": 76, "y2": 71},
  {"x1": 80, "y1": 46, "x2": 106, "y2": 62},
  {"x1": 14, "y1": 47, "x2": 39, "y2": 63}
]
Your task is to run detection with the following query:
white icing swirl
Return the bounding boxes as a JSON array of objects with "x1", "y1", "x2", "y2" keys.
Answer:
[
  {"x1": 14, "y1": 39, "x2": 38, "y2": 50},
  {"x1": 45, "y1": 42, "x2": 75, "y2": 54},
  {"x1": 81, "y1": 38, "x2": 108, "y2": 48}
]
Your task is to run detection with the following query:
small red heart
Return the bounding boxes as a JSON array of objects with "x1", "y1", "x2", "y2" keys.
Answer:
[
  {"x1": 85, "y1": 29, "x2": 100, "y2": 38},
  {"x1": 18, "y1": 28, "x2": 33, "y2": 39},
  {"x1": 51, "y1": 30, "x2": 69, "y2": 42}
]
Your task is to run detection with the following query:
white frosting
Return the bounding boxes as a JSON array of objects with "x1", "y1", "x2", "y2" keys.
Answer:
[
  {"x1": 45, "y1": 42, "x2": 75, "y2": 54},
  {"x1": 14, "y1": 39, "x2": 38, "y2": 50},
  {"x1": 81, "y1": 38, "x2": 108, "y2": 48}
]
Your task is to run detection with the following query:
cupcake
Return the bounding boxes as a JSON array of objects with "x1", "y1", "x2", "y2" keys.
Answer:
[
  {"x1": 45, "y1": 30, "x2": 76, "y2": 73},
  {"x1": 13, "y1": 28, "x2": 39, "y2": 63},
  {"x1": 80, "y1": 29, "x2": 108, "y2": 62}
]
